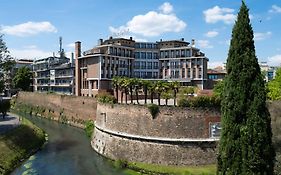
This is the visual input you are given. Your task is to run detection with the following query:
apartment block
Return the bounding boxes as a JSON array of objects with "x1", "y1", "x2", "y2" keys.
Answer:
[
  {"x1": 33, "y1": 56, "x2": 75, "y2": 95},
  {"x1": 75, "y1": 37, "x2": 209, "y2": 97}
]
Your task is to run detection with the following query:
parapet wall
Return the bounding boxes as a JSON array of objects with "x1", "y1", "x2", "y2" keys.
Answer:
[
  {"x1": 15, "y1": 92, "x2": 97, "y2": 127},
  {"x1": 92, "y1": 104, "x2": 221, "y2": 166}
]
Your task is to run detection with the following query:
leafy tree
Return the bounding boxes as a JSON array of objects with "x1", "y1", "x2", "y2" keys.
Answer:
[
  {"x1": 267, "y1": 67, "x2": 281, "y2": 100},
  {"x1": 213, "y1": 80, "x2": 224, "y2": 98},
  {"x1": 148, "y1": 81, "x2": 157, "y2": 104},
  {"x1": 161, "y1": 89, "x2": 172, "y2": 106},
  {"x1": 169, "y1": 81, "x2": 180, "y2": 106},
  {"x1": 133, "y1": 78, "x2": 142, "y2": 104},
  {"x1": 0, "y1": 34, "x2": 15, "y2": 95},
  {"x1": 217, "y1": 1, "x2": 275, "y2": 174},
  {"x1": 0, "y1": 79, "x2": 4, "y2": 94},
  {"x1": 0, "y1": 99, "x2": 10, "y2": 119},
  {"x1": 112, "y1": 77, "x2": 120, "y2": 102},
  {"x1": 141, "y1": 80, "x2": 150, "y2": 104},
  {"x1": 13, "y1": 66, "x2": 33, "y2": 91}
]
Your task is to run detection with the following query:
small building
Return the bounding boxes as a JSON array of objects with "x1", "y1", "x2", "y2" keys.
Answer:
[{"x1": 33, "y1": 55, "x2": 75, "y2": 95}]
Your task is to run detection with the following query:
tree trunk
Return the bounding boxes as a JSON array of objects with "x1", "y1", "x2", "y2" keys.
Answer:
[
  {"x1": 130, "y1": 86, "x2": 133, "y2": 104},
  {"x1": 116, "y1": 87, "x2": 119, "y2": 103},
  {"x1": 125, "y1": 89, "x2": 128, "y2": 104},
  {"x1": 165, "y1": 99, "x2": 168, "y2": 106},
  {"x1": 158, "y1": 93, "x2": 161, "y2": 106},
  {"x1": 136, "y1": 89, "x2": 139, "y2": 104},
  {"x1": 144, "y1": 87, "x2": 147, "y2": 104},
  {"x1": 151, "y1": 92, "x2": 154, "y2": 104},
  {"x1": 121, "y1": 91, "x2": 124, "y2": 104},
  {"x1": 174, "y1": 90, "x2": 177, "y2": 106}
]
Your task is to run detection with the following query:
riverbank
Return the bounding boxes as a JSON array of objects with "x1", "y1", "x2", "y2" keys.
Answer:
[
  {"x1": 0, "y1": 116, "x2": 45, "y2": 175},
  {"x1": 114, "y1": 160, "x2": 216, "y2": 175}
]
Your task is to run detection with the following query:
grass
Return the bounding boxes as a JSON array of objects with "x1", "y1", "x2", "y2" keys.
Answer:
[
  {"x1": 112, "y1": 159, "x2": 216, "y2": 175},
  {"x1": 0, "y1": 117, "x2": 45, "y2": 175}
]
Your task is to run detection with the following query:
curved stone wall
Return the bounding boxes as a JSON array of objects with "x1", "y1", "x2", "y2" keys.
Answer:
[{"x1": 92, "y1": 104, "x2": 221, "y2": 166}]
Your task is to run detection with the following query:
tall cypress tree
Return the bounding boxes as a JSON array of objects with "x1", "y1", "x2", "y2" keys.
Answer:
[{"x1": 217, "y1": 1, "x2": 275, "y2": 174}]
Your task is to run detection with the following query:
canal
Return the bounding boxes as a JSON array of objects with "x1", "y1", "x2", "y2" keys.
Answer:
[{"x1": 11, "y1": 114, "x2": 129, "y2": 175}]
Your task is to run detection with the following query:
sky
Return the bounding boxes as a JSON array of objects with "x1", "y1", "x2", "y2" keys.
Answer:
[{"x1": 1, "y1": 0, "x2": 281, "y2": 68}]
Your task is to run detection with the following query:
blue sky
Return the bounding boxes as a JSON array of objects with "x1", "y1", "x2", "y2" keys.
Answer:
[{"x1": 1, "y1": 0, "x2": 281, "y2": 68}]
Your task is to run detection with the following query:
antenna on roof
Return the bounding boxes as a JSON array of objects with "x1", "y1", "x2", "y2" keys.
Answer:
[{"x1": 59, "y1": 36, "x2": 62, "y2": 53}]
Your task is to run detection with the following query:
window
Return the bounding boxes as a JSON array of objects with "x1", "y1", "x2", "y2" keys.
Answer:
[
  {"x1": 135, "y1": 43, "x2": 140, "y2": 48},
  {"x1": 153, "y1": 53, "x2": 158, "y2": 59},
  {"x1": 186, "y1": 50, "x2": 191, "y2": 57},
  {"x1": 181, "y1": 50, "x2": 185, "y2": 57},
  {"x1": 147, "y1": 62, "x2": 152, "y2": 69},
  {"x1": 182, "y1": 69, "x2": 185, "y2": 78},
  {"x1": 147, "y1": 43, "x2": 152, "y2": 49},
  {"x1": 141, "y1": 62, "x2": 146, "y2": 69},
  {"x1": 153, "y1": 62, "x2": 158, "y2": 69},
  {"x1": 147, "y1": 52, "x2": 152, "y2": 59},
  {"x1": 141, "y1": 52, "x2": 146, "y2": 59},
  {"x1": 135, "y1": 52, "x2": 140, "y2": 59}
]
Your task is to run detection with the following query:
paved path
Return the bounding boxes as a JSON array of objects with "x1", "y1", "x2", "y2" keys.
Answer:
[{"x1": 0, "y1": 113, "x2": 20, "y2": 134}]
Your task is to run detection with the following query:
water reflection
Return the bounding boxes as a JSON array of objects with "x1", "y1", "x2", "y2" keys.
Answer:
[{"x1": 12, "y1": 114, "x2": 127, "y2": 175}]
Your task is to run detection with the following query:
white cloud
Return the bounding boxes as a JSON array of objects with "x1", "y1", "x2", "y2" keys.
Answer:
[
  {"x1": 1, "y1": 21, "x2": 57, "y2": 37},
  {"x1": 198, "y1": 40, "x2": 213, "y2": 49},
  {"x1": 159, "y1": 2, "x2": 173, "y2": 14},
  {"x1": 208, "y1": 61, "x2": 225, "y2": 69},
  {"x1": 254, "y1": 31, "x2": 272, "y2": 41},
  {"x1": 205, "y1": 31, "x2": 219, "y2": 38},
  {"x1": 268, "y1": 54, "x2": 281, "y2": 66},
  {"x1": 66, "y1": 43, "x2": 75, "y2": 48},
  {"x1": 109, "y1": 3, "x2": 186, "y2": 37},
  {"x1": 269, "y1": 5, "x2": 281, "y2": 13},
  {"x1": 203, "y1": 6, "x2": 236, "y2": 24},
  {"x1": 10, "y1": 48, "x2": 52, "y2": 59}
]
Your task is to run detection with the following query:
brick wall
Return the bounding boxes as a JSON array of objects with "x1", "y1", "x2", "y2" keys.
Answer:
[{"x1": 16, "y1": 92, "x2": 97, "y2": 125}]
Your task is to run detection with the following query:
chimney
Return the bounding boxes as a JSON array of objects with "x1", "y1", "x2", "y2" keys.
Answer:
[
  {"x1": 130, "y1": 37, "x2": 133, "y2": 40},
  {"x1": 98, "y1": 39, "x2": 103, "y2": 45},
  {"x1": 181, "y1": 38, "x2": 184, "y2": 41},
  {"x1": 70, "y1": 52, "x2": 74, "y2": 64},
  {"x1": 160, "y1": 39, "x2": 163, "y2": 42},
  {"x1": 191, "y1": 39, "x2": 195, "y2": 47},
  {"x1": 109, "y1": 36, "x2": 113, "y2": 40},
  {"x1": 75, "y1": 41, "x2": 81, "y2": 96},
  {"x1": 75, "y1": 41, "x2": 81, "y2": 58}
]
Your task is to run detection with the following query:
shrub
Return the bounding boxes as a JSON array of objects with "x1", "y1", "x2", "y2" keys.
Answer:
[
  {"x1": 0, "y1": 99, "x2": 11, "y2": 117},
  {"x1": 84, "y1": 120, "x2": 95, "y2": 138},
  {"x1": 96, "y1": 93, "x2": 117, "y2": 104},
  {"x1": 177, "y1": 96, "x2": 221, "y2": 108},
  {"x1": 114, "y1": 159, "x2": 128, "y2": 169},
  {"x1": 148, "y1": 104, "x2": 159, "y2": 119}
]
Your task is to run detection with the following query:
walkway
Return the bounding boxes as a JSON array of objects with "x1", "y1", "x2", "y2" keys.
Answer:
[{"x1": 0, "y1": 113, "x2": 20, "y2": 134}]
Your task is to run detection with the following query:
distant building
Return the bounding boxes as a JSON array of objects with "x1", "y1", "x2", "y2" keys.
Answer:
[
  {"x1": 15, "y1": 59, "x2": 33, "y2": 70},
  {"x1": 259, "y1": 62, "x2": 277, "y2": 82},
  {"x1": 33, "y1": 55, "x2": 75, "y2": 95},
  {"x1": 207, "y1": 66, "x2": 226, "y2": 81},
  {"x1": 75, "y1": 37, "x2": 209, "y2": 97}
]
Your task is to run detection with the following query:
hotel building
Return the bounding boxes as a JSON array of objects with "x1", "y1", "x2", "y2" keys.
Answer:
[{"x1": 75, "y1": 37, "x2": 209, "y2": 97}]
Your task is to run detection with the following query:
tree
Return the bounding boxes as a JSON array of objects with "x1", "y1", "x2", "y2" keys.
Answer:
[
  {"x1": 0, "y1": 34, "x2": 15, "y2": 96},
  {"x1": 148, "y1": 81, "x2": 157, "y2": 104},
  {"x1": 213, "y1": 80, "x2": 224, "y2": 98},
  {"x1": 13, "y1": 66, "x2": 33, "y2": 91},
  {"x1": 0, "y1": 99, "x2": 10, "y2": 119},
  {"x1": 141, "y1": 80, "x2": 150, "y2": 104},
  {"x1": 0, "y1": 79, "x2": 4, "y2": 94},
  {"x1": 169, "y1": 81, "x2": 180, "y2": 106},
  {"x1": 217, "y1": 1, "x2": 275, "y2": 174},
  {"x1": 133, "y1": 78, "x2": 142, "y2": 104},
  {"x1": 112, "y1": 77, "x2": 120, "y2": 102},
  {"x1": 267, "y1": 67, "x2": 281, "y2": 100}
]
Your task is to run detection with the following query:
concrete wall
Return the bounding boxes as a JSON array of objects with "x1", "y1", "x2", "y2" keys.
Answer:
[
  {"x1": 16, "y1": 92, "x2": 97, "y2": 127},
  {"x1": 92, "y1": 103, "x2": 220, "y2": 166}
]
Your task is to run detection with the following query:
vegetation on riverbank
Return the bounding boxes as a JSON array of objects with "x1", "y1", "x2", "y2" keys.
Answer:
[
  {"x1": 0, "y1": 117, "x2": 45, "y2": 175},
  {"x1": 113, "y1": 159, "x2": 216, "y2": 175}
]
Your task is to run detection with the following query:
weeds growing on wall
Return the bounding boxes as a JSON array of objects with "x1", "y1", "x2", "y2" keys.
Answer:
[
  {"x1": 178, "y1": 96, "x2": 221, "y2": 108},
  {"x1": 96, "y1": 93, "x2": 117, "y2": 104},
  {"x1": 84, "y1": 120, "x2": 95, "y2": 138},
  {"x1": 147, "y1": 104, "x2": 159, "y2": 119}
]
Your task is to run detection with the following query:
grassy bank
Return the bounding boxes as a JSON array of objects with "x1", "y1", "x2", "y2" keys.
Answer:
[
  {"x1": 113, "y1": 160, "x2": 216, "y2": 175},
  {"x1": 0, "y1": 117, "x2": 45, "y2": 175}
]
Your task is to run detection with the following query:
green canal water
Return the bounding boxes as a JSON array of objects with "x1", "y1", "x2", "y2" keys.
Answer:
[{"x1": 11, "y1": 114, "x2": 130, "y2": 175}]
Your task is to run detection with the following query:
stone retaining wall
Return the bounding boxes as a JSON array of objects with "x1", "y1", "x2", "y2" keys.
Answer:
[{"x1": 92, "y1": 103, "x2": 220, "y2": 166}]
